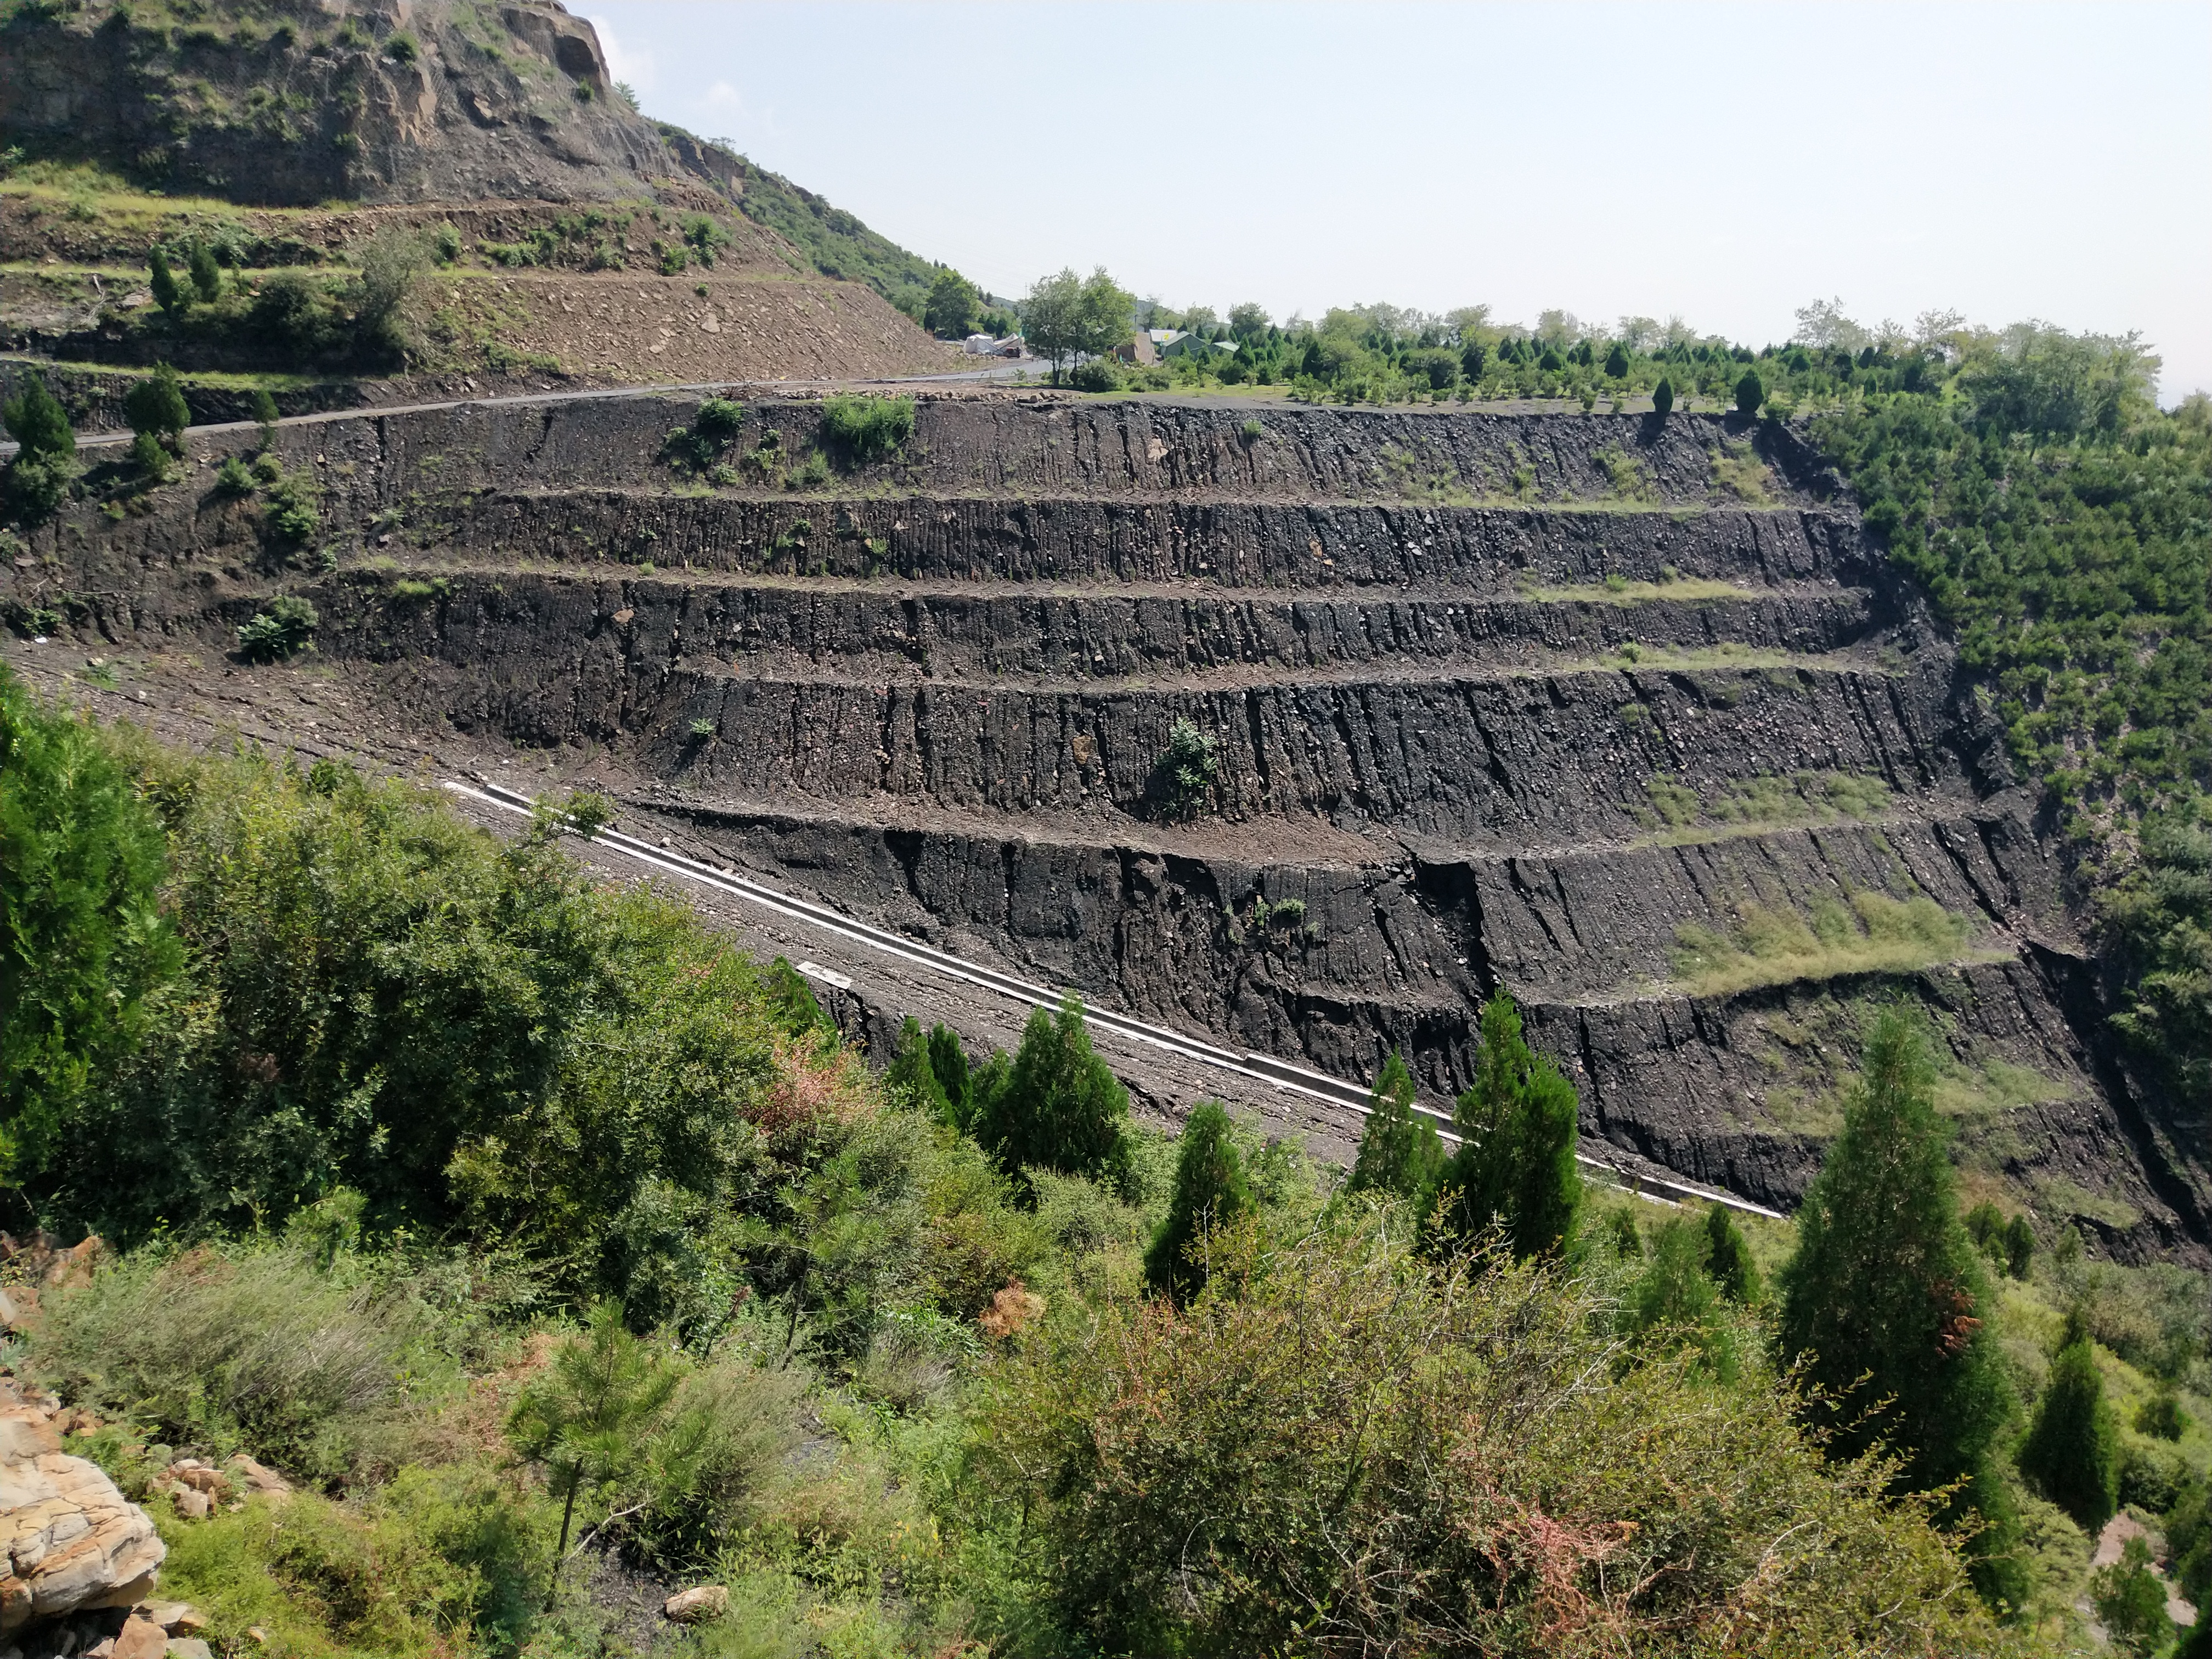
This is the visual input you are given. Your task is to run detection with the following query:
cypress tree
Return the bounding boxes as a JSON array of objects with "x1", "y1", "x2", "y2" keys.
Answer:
[
  {"x1": 973, "y1": 996, "x2": 1130, "y2": 1187},
  {"x1": 1703, "y1": 1203, "x2": 1762, "y2": 1304},
  {"x1": 3, "y1": 372, "x2": 75, "y2": 464},
  {"x1": 1346, "y1": 1050, "x2": 1444, "y2": 1204},
  {"x1": 927, "y1": 1022, "x2": 971, "y2": 1127},
  {"x1": 1775, "y1": 1007, "x2": 2021, "y2": 1602},
  {"x1": 1435, "y1": 992, "x2": 1581, "y2": 1259},
  {"x1": 1144, "y1": 1101, "x2": 1252, "y2": 1302},
  {"x1": 123, "y1": 363, "x2": 189, "y2": 449},
  {"x1": 1652, "y1": 377, "x2": 1675, "y2": 416},
  {"x1": 2002, "y1": 1213, "x2": 2035, "y2": 1278},
  {"x1": 187, "y1": 241, "x2": 223, "y2": 304},
  {"x1": 1734, "y1": 370, "x2": 1764, "y2": 415},
  {"x1": 885, "y1": 1016, "x2": 952, "y2": 1120},
  {"x1": 1604, "y1": 341, "x2": 1630, "y2": 380},
  {"x1": 148, "y1": 247, "x2": 183, "y2": 318},
  {"x1": 2018, "y1": 1314, "x2": 2120, "y2": 1530}
]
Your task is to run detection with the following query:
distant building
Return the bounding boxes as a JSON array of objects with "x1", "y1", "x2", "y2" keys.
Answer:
[
  {"x1": 963, "y1": 334, "x2": 1025, "y2": 358},
  {"x1": 1161, "y1": 332, "x2": 1237, "y2": 361},
  {"x1": 1113, "y1": 331, "x2": 1159, "y2": 365}
]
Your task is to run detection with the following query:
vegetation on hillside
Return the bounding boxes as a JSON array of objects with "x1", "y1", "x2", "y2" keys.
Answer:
[{"x1": 7, "y1": 673, "x2": 2205, "y2": 1654}]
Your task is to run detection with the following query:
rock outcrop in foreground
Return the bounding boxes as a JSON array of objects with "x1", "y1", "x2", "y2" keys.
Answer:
[{"x1": 0, "y1": 1380, "x2": 163, "y2": 1639}]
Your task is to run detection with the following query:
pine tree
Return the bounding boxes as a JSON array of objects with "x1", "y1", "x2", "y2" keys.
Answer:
[
  {"x1": 187, "y1": 241, "x2": 222, "y2": 304},
  {"x1": 250, "y1": 387, "x2": 280, "y2": 451},
  {"x1": 1652, "y1": 377, "x2": 1675, "y2": 417},
  {"x1": 1144, "y1": 1101, "x2": 1252, "y2": 1302},
  {"x1": 973, "y1": 996, "x2": 1130, "y2": 1187},
  {"x1": 1775, "y1": 1008, "x2": 2021, "y2": 1601},
  {"x1": 1435, "y1": 992, "x2": 1581, "y2": 1258},
  {"x1": 1346, "y1": 1050, "x2": 1444, "y2": 1204},
  {"x1": 2018, "y1": 1314, "x2": 2120, "y2": 1530},
  {"x1": 3, "y1": 371, "x2": 75, "y2": 464},
  {"x1": 148, "y1": 247, "x2": 183, "y2": 318},
  {"x1": 1734, "y1": 370, "x2": 1765, "y2": 415},
  {"x1": 1703, "y1": 1204, "x2": 1762, "y2": 1303}
]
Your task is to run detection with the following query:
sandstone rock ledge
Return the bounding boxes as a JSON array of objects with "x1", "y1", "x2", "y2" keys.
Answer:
[{"x1": 0, "y1": 1387, "x2": 164, "y2": 1637}]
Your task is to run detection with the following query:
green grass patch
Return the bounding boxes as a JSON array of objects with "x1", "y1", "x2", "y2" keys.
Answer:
[
  {"x1": 1524, "y1": 575, "x2": 1759, "y2": 606},
  {"x1": 1668, "y1": 890, "x2": 1983, "y2": 997}
]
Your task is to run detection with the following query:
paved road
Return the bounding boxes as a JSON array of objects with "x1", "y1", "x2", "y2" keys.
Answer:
[
  {"x1": 0, "y1": 353, "x2": 1056, "y2": 456},
  {"x1": 448, "y1": 776, "x2": 1782, "y2": 1220}
]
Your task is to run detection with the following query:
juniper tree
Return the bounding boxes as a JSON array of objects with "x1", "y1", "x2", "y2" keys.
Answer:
[
  {"x1": 973, "y1": 997, "x2": 1130, "y2": 1189},
  {"x1": 124, "y1": 364, "x2": 189, "y2": 452},
  {"x1": 1652, "y1": 377, "x2": 1675, "y2": 417},
  {"x1": 1775, "y1": 1007, "x2": 2022, "y2": 1605},
  {"x1": 1703, "y1": 1203, "x2": 1762, "y2": 1304},
  {"x1": 2017, "y1": 1312, "x2": 2120, "y2": 1530},
  {"x1": 1345, "y1": 1050, "x2": 1443, "y2": 1205},
  {"x1": 187, "y1": 241, "x2": 222, "y2": 304},
  {"x1": 1144, "y1": 1101, "x2": 1252, "y2": 1302},
  {"x1": 1604, "y1": 341, "x2": 1630, "y2": 380},
  {"x1": 1735, "y1": 370, "x2": 1765, "y2": 415},
  {"x1": 3, "y1": 371, "x2": 74, "y2": 465},
  {"x1": 886, "y1": 1016, "x2": 952, "y2": 1120},
  {"x1": 148, "y1": 247, "x2": 183, "y2": 318},
  {"x1": 1435, "y1": 992, "x2": 1581, "y2": 1259}
]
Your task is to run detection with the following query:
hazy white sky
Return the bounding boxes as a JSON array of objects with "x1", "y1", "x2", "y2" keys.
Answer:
[{"x1": 584, "y1": 2, "x2": 2212, "y2": 399}]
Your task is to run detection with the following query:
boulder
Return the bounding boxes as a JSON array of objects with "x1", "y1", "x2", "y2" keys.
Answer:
[
  {"x1": 662, "y1": 1585, "x2": 728, "y2": 1624},
  {"x1": 111, "y1": 1612, "x2": 168, "y2": 1659},
  {"x1": 0, "y1": 1413, "x2": 165, "y2": 1632},
  {"x1": 221, "y1": 1458, "x2": 289, "y2": 1506}
]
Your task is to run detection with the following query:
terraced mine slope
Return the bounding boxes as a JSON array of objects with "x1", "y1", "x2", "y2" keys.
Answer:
[{"x1": 8, "y1": 393, "x2": 2202, "y2": 1260}]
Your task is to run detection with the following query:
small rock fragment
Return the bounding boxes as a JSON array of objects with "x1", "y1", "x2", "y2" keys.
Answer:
[{"x1": 662, "y1": 1584, "x2": 728, "y2": 1623}]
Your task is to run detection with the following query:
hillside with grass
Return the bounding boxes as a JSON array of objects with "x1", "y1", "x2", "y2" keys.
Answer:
[{"x1": 2, "y1": 679, "x2": 2207, "y2": 1657}]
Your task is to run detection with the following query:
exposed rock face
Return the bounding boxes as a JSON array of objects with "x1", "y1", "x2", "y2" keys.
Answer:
[
  {"x1": 0, "y1": 1384, "x2": 164, "y2": 1635},
  {"x1": 5, "y1": 396, "x2": 2203, "y2": 1262},
  {"x1": 0, "y1": 0, "x2": 672, "y2": 207}
]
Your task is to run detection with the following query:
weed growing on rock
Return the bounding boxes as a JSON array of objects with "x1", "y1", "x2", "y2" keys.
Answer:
[
  {"x1": 235, "y1": 595, "x2": 318, "y2": 662},
  {"x1": 820, "y1": 393, "x2": 915, "y2": 464}
]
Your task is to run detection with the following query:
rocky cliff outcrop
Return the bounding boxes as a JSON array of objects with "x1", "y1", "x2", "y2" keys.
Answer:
[
  {"x1": 1, "y1": 0, "x2": 673, "y2": 206},
  {"x1": 5, "y1": 396, "x2": 2202, "y2": 1261}
]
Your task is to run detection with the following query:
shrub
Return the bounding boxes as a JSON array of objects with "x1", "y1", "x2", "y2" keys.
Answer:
[
  {"x1": 819, "y1": 393, "x2": 915, "y2": 462},
  {"x1": 0, "y1": 667, "x2": 180, "y2": 1187},
  {"x1": 1703, "y1": 1202, "x2": 1762, "y2": 1303},
  {"x1": 1067, "y1": 358, "x2": 1118, "y2": 393},
  {"x1": 4, "y1": 370, "x2": 75, "y2": 464},
  {"x1": 2094, "y1": 1535, "x2": 2176, "y2": 1657},
  {"x1": 1735, "y1": 370, "x2": 1765, "y2": 415},
  {"x1": 125, "y1": 363, "x2": 189, "y2": 447},
  {"x1": 249, "y1": 387, "x2": 280, "y2": 444},
  {"x1": 1622, "y1": 1211, "x2": 1737, "y2": 1379},
  {"x1": 2137, "y1": 1387, "x2": 2190, "y2": 1440},
  {"x1": 1652, "y1": 377, "x2": 1675, "y2": 416},
  {"x1": 1143, "y1": 1102, "x2": 1251, "y2": 1302},
  {"x1": 33, "y1": 1227, "x2": 457, "y2": 1479},
  {"x1": 787, "y1": 450, "x2": 832, "y2": 490},
  {"x1": 149, "y1": 246, "x2": 183, "y2": 317},
  {"x1": 1, "y1": 455, "x2": 71, "y2": 522},
  {"x1": 263, "y1": 471, "x2": 320, "y2": 543},
  {"x1": 1152, "y1": 716, "x2": 1217, "y2": 819},
  {"x1": 1775, "y1": 1008, "x2": 2021, "y2": 1601},
  {"x1": 693, "y1": 397, "x2": 744, "y2": 444},
  {"x1": 1240, "y1": 417, "x2": 1264, "y2": 442},
  {"x1": 249, "y1": 271, "x2": 330, "y2": 357},
  {"x1": 1604, "y1": 341, "x2": 1630, "y2": 380},
  {"x1": 977, "y1": 1217, "x2": 2006, "y2": 1656},
  {"x1": 236, "y1": 594, "x2": 319, "y2": 661},
  {"x1": 129, "y1": 430, "x2": 172, "y2": 482},
  {"x1": 386, "y1": 29, "x2": 417, "y2": 62},
  {"x1": 213, "y1": 455, "x2": 256, "y2": 496},
  {"x1": 431, "y1": 222, "x2": 460, "y2": 264},
  {"x1": 682, "y1": 215, "x2": 731, "y2": 267}
]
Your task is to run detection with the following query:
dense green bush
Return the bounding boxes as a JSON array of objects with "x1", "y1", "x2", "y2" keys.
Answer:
[
  {"x1": 123, "y1": 363, "x2": 189, "y2": 447},
  {"x1": 977, "y1": 1217, "x2": 2009, "y2": 1655},
  {"x1": 819, "y1": 392, "x2": 915, "y2": 461},
  {"x1": 0, "y1": 668, "x2": 179, "y2": 1193},
  {"x1": 2017, "y1": 1317, "x2": 2121, "y2": 1530},
  {"x1": 970, "y1": 998, "x2": 1132, "y2": 1192},
  {"x1": 235, "y1": 594, "x2": 318, "y2": 659}
]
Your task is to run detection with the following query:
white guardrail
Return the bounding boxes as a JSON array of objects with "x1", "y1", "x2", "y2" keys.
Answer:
[{"x1": 445, "y1": 777, "x2": 1783, "y2": 1220}]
